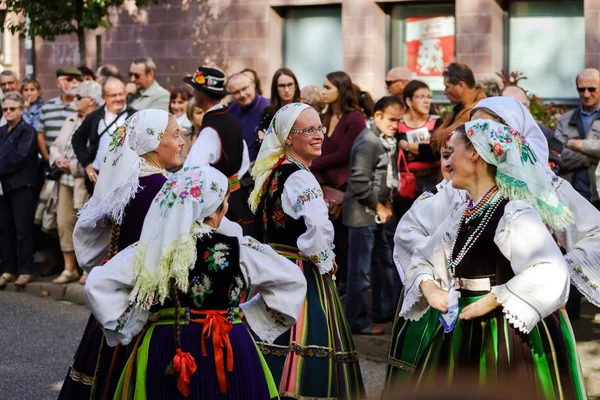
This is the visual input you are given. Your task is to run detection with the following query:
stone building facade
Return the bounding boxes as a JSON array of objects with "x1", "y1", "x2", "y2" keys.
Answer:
[{"x1": 3, "y1": 0, "x2": 600, "y2": 100}]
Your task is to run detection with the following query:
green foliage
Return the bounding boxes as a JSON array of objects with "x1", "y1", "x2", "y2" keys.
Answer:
[
  {"x1": 529, "y1": 95, "x2": 566, "y2": 132},
  {"x1": 3, "y1": 0, "x2": 160, "y2": 40}
]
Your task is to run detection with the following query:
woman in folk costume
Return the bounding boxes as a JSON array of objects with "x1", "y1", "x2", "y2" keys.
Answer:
[
  {"x1": 85, "y1": 165, "x2": 306, "y2": 399},
  {"x1": 385, "y1": 97, "x2": 599, "y2": 395},
  {"x1": 59, "y1": 109, "x2": 184, "y2": 400},
  {"x1": 394, "y1": 120, "x2": 587, "y2": 398},
  {"x1": 249, "y1": 103, "x2": 365, "y2": 399}
]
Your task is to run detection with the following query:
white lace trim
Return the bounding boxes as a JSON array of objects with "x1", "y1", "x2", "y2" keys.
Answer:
[
  {"x1": 399, "y1": 273, "x2": 436, "y2": 321},
  {"x1": 491, "y1": 284, "x2": 537, "y2": 334}
]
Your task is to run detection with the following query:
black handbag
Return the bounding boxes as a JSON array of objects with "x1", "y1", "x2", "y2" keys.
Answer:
[{"x1": 45, "y1": 166, "x2": 62, "y2": 181}]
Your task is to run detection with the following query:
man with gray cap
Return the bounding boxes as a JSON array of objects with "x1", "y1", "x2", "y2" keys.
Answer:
[{"x1": 37, "y1": 67, "x2": 81, "y2": 164}]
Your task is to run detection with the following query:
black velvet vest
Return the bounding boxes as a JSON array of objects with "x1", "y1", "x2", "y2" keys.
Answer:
[{"x1": 201, "y1": 107, "x2": 244, "y2": 177}]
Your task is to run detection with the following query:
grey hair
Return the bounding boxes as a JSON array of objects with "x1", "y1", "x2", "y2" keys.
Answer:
[
  {"x1": 2, "y1": 91, "x2": 25, "y2": 108},
  {"x1": 78, "y1": 81, "x2": 104, "y2": 106},
  {"x1": 0, "y1": 70, "x2": 18, "y2": 80},
  {"x1": 133, "y1": 57, "x2": 157, "y2": 73}
]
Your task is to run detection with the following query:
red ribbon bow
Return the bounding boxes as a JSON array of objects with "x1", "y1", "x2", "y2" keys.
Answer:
[
  {"x1": 201, "y1": 311, "x2": 234, "y2": 394},
  {"x1": 172, "y1": 348, "x2": 197, "y2": 397}
]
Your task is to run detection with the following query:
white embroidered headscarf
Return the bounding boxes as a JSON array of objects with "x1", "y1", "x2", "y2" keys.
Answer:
[
  {"x1": 249, "y1": 102, "x2": 311, "y2": 212},
  {"x1": 472, "y1": 96, "x2": 551, "y2": 174},
  {"x1": 129, "y1": 165, "x2": 228, "y2": 308},
  {"x1": 78, "y1": 109, "x2": 169, "y2": 226},
  {"x1": 465, "y1": 119, "x2": 574, "y2": 229}
]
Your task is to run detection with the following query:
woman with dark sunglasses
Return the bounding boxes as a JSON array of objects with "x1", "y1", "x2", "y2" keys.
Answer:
[{"x1": 0, "y1": 92, "x2": 39, "y2": 287}]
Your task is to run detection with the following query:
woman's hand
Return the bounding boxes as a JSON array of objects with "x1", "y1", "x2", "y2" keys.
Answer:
[
  {"x1": 330, "y1": 260, "x2": 339, "y2": 278},
  {"x1": 567, "y1": 139, "x2": 582, "y2": 152},
  {"x1": 257, "y1": 129, "x2": 266, "y2": 141},
  {"x1": 459, "y1": 292, "x2": 500, "y2": 320},
  {"x1": 420, "y1": 280, "x2": 448, "y2": 313}
]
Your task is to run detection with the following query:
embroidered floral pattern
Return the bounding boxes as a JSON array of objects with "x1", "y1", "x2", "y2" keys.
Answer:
[
  {"x1": 265, "y1": 304, "x2": 287, "y2": 326},
  {"x1": 257, "y1": 341, "x2": 359, "y2": 363},
  {"x1": 190, "y1": 274, "x2": 213, "y2": 307},
  {"x1": 269, "y1": 170, "x2": 281, "y2": 198},
  {"x1": 310, "y1": 247, "x2": 331, "y2": 265},
  {"x1": 273, "y1": 198, "x2": 288, "y2": 228},
  {"x1": 115, "y1": 306, "x2": 132, "y2": 332},
  {"x1": 228, "y1": 275, "x2": 245, "y2": 306},
  {"x1": 567, "y1": 257, "x2": 598, "y2": 291},
  {"x1": 204, "y1": 243, "x2": 230, "y2": 272},
  {"x1": 291, "y1": 187, "x2": 323, "y2": 214},
  {"x1": 154, "y1": 173, "x2": 203, "y2": 210},
  {"x1": 244, "y1": 237, "x2": 268, "y2": 253},
  {"x1": 108, "y1": 125, "x2": 128, "y2": 153}
]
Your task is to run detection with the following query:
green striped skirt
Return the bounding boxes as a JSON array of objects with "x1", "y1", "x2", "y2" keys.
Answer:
[
  {"x1": 385, "y1": 294, "x2": 587, "y2": 399},
  {"x1": 256, "y1": 244, "x2": 366, "y2": 400}
]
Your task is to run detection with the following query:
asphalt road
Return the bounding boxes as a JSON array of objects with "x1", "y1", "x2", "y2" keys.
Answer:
[
  {"x1": 0, "y1": 291, "x2": 90, "y2": 400},
  {"x1": 0, "y1": 291, "x2": 387, "y2": 399}
]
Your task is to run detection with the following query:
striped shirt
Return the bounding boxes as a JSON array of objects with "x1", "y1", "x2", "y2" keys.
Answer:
[{"x1": 36, "y1": 96, "x2": 76, "y2": 147}]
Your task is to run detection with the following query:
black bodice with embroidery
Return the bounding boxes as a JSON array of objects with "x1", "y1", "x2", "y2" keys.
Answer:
[
  {"x1": 452, "y1": 198, "x2": 514, "y2": 296},
  {"x1": 257, "y1": 163, "x2": 306, "y2": 248},
  {"x1": 160, "y1": 233, "x2": 247, "y2": 311}
]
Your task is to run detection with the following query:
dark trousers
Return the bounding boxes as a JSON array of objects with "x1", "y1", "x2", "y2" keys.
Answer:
[
  {"x1": 345, "y1": 215, "x2": 401, "y2": 331},
  {"x1": 0, "y1": 186, "x2": 36, "y2": 275}
]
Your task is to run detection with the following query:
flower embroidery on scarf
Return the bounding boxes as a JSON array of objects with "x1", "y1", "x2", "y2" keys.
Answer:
[
  {"x1": 273, "y1": 198, "x2": 288, "y2": 228},
  {"x1": 111, "y1": 154, "x2": 123, "y2": 166},
  {"x1": 228, "y1": 275, "x2": 245, "y2": 306},
  {"x1": 115, "y1": 306, "x2": 132, "y2": 332},
  {"x1": 190, "y1": 274, "x2": 214, "y2": 307},
  {"x1": 269, "y1": 170, "x2": 281, "y2": 198},
  {"x1": 154, "y1": 174, "x2": 203, "y2": 210},
  {"x1": 204, "y1": 243, "x2": 230, "y2": 271},
  {"x1": 310, "y1": 247, "x2": 331, "y2": 265},
  {"x1": 291, "y1": 187, "x2": 323, "y2": 214},
  {"x1": 210, "y1": 181, "x2": 219, "y2": 192},
  {"x1": 108, "y1": 125, "x2": 127, "y2": 153},
  {"x1": 265, "y1": 304, "x2": 287, "y2": 326}
]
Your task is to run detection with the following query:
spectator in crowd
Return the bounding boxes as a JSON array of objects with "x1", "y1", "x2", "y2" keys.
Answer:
[
  {"x1": 354, "y1": 84, "x2": 375, "y2": 120},
  {"x1": 95, "y1": 64, "x2": 120, "y2": 85},
  {"x1": 385, "y1": 67, "x2": 414, "y2": 102},
  {"x1": 127, "y1": 56, "x2": 170, "y2": 111},
  {"x1": 301, "y1": 84, "x2": 325, "y2": 113},
  {"x1": 0, "y1": 92, "x2": 39, "y2": 287},
  {"x1": 0, "y1": 71, "x2": 19, "y2": 126},
  {"x1": 185, "y1": 97, "x2": 204, "y2": 146},
  {"x1": 313, "y1": 70, "x2": 366, "y2": 293},
  {"x1": 37, "y1": 67, "x2": 81, "y2": 164},
  {"x1": 344, "y1": 96, "x2": 403, "y2": 335},
  {"x1": 556, "y1": 68, "x2": 600, "y2": 208},
  {"x1": 20, "y1": 77, "x2": 44, "y2": 128},
  {"x1": 431, "y1": 62, "x2": 486, "y2": 150},
  {"x1": 72, "y1": 76, "x2": 135, "y2": 191},
  {"x1": 169, "y1": 87, "x2": 192, "y2": 134},
  {"x1": 226, "y1": 71, "x2": 269, "y2": 161},
  {"x1": 242, "y1": 67, "x2": 264, "y2": 96},
  {"x1": 49, "y1": 81, "x2": 102, "y2": 284},
  {"x1": 257, "y1": 67, "x2": 301, "y2": 141},
  {"x1": 501, "y1": 85, "x2": 563, "y2": 173},
  {"x1": 78, "y1": 65, "x2": 96, "y2": 82},
  {"x1": 397, "y1": 80, "x2": 442, "y2": 196}
]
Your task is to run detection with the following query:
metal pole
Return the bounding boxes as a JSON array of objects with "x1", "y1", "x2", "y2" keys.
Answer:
[{"x1": 25, "y1": 15, "x2": 34, "y2": 77}]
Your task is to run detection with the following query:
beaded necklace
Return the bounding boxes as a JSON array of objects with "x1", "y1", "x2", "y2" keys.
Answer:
[
  {"x1": 285, "y1": 156, "x2": 308, "y2": 171},
  {"x1": 447, "y1": 191, "x2": 504, "y2": 275},
  {"x1": 464, "y1": 185, "x2": 499, "y2": 224}
]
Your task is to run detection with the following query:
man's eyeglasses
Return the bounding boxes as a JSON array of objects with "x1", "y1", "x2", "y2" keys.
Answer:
[
  {"x1": 129, "y1": 72, "x2": 142, "y2": 79},
  {"x1": 577, "y1": 87, "x2": 598, "y2": 93},
  {"x1": 2, "y1": 107, "x2": 17, "y2": 112},
  {"x1": 75, "y1": 95, "x2": 89, "y2": 101},
  {"x1": 0, "y1": 81, "x2": 16, "y2": 87},
  {"x1": 289, "y1": 125, "x2": 326, "y2": 137},
  {"x1": 61, "y1": 76, "x2": 82, "y2": 83},
  {"x1": 385, "y1": 79, "x2": 405, "y2": 87},
  {"x1": 277, "y1": 83, "x2": 295, "y2": 90}
]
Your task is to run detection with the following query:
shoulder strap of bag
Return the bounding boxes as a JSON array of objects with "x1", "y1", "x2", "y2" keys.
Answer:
[
  {"x1": 98, "y1": 109, "x2": 128, "y2": 139},
  {"x1": 397, "y1": 149, "x2": 411, "y2": 173}
]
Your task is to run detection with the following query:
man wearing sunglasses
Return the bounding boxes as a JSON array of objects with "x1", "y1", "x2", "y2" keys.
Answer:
[
  {"x1": 126, "y1": 56, "x2": 170, "y2": 112},
  {"x1": 556, "y1": 68, "x2": 600, "y2": 209},
  {"x1": 385, "y1": 67, "x2": 413, "y2": 101}
]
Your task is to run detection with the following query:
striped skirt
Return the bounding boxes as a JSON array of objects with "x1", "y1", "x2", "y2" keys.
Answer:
[
  {"x1": 113, "y1": 308, "x2": 277, "y2": 400},
  {"x1": 256, "y1": 244, "x2": 366, "y2": 400},
  {"x1": 384, "y1": 294, "x2": 587, "y2": 399}
]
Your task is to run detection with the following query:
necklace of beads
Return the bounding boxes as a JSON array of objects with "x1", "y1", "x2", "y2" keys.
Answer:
[
  {"x1": 464, "y1": 185, "x2": 499, "y2": 224},
  {"x1": 447, "y1": 192, "x2": 504, "y2": 275},
  {"x1": 286, "y1": 156, "x2": 308, "y2": 171}
]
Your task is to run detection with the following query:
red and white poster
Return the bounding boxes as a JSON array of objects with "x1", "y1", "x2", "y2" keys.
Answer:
[{"x1": 406, "y1": 16, "x2": 455, "y2": 77}]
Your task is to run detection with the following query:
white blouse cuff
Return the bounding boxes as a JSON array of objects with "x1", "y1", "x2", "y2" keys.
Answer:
[
  {"x1": 399, "y1": 272, "x2": 436, "y2": 321},
  {"x1": 102, "y1": 307, "x2": 149, "y2": 347},
  {"x1": 240, "y1": 294, "x2": 292, "y2": 344},
  {"x1": 491, "y1": 284, "x2": 539, "y2": 334}
]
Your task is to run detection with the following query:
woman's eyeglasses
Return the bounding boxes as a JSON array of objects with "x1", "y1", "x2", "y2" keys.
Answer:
[
  {"x1": 277, "y1": 83, "x2": 295, "y2": 90},
  {"x1": 75, "y1": 95, "x2": 89, "y2": 101},
  {"x1": 289, "y1": 126, "x2": 326, "y2": 137}
]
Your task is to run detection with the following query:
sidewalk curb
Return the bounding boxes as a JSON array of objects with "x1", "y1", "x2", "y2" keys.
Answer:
[{"x1": 4, "y1": 281, "x2": 87, "y2": 306}]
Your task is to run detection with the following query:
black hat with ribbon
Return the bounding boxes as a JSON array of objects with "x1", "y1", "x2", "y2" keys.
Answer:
[{"x1": 183, "y1": 66, "x2": 228, "y2": 97}]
